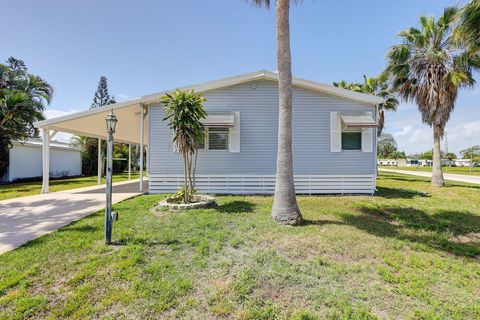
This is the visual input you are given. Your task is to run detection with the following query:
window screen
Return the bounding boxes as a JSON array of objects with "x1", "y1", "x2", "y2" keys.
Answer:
[
  {"x1": 208, "y1": 128, "x2": 229, "y2": 150},
  {"x1": 341, "y1": 132, "x2": 362, "y2": 150}
]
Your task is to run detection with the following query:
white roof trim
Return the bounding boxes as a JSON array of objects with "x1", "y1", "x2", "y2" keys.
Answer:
[
  {"x1": 13, "y1": 139, "x2": 81, "y2": 151},
  {"x1": 35, "y1": 70, "x2": 383, "y2": 129}
]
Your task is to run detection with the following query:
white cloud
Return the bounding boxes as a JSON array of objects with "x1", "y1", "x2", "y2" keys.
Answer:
[
  {"x1": 42, "y1": 108, "x2": 79, "y2": 143},
  {"x1": 116, "y1": 94, "x2": 129, "y2": 101},
  {"x1": 44, "y1": 108, "x2": 79, "y2": 120},
  {"x1": 391, "y1": 121, "x2": 480, "y2": 156},
  {"x1": 392, "y1": 125, "x2": 432, "y2": 154}
]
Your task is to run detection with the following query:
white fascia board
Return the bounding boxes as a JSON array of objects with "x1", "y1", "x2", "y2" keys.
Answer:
[
  {"x1": 35, "y1": 97, "x2": 148, "y2": 129},
  {"x1": 12, "y1": 140, "x2": 81, "y2": 151},
  {"x1": 142, "y1": 70, "x2": 383, "y2": 105},
  {"x1": 291, "y1": 77, "x2": 384, "y2": 105}
]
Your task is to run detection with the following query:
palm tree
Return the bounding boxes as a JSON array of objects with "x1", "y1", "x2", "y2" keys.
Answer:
[
  {"x1": 251, "y1": 0, "x2": 302, "y2": 225},
  {"x1": 0, "y1": 57, "x2": 53, "y2": 177},
  {"x1": 162, "y1": 89, "x2": 207, "y2": 203},
  {"x1": 455, "y1": 0, "x2": 480, "y2": 51},
  {"x1": 385, "y1": 7, "x2": 480, "y2": 187},
  {"x1": 333, "y1": 74, "x2": 399, "y2": 136}
]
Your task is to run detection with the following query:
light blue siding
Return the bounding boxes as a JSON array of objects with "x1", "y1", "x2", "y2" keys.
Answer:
[{"x1": 148, "y1": 80, "x2": 376, "y2": 177}]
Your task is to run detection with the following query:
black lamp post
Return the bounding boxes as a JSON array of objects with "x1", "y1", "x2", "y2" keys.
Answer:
[{"x1": 105, "y1": 109, "x2": 118, "y2": 244}]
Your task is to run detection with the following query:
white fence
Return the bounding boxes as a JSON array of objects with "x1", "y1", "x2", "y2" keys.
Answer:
[{"x1": 149, "y1": 174, "x2": 376, "y2": 195}]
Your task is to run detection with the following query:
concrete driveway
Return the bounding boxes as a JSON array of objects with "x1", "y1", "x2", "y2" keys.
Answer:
[
  {"x1": 380, "y1": 168, "x2": 480, "y2": 185},
  {"x1": 0, "y1": 179, "x2": 147, "y2": 254}
]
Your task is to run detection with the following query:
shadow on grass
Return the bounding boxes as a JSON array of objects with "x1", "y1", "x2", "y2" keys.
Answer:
[
  {"x1": 299, "y1": 201, "x2": 480, "y2": 257},
  {"x1": 343, "y1": 206, "x2": 480, "y2": 257},
  {"x1": 216, "y1": 200, "x2": 255, "y2": 213},
  {"x1": 58, "y1": 225, "x2": 100, "y2": 233},
  {"x1": 375, "y1": 186, "x2": 430, "y2": 199},
  {"x1": 127, "y1": 238, "x2": 181, "y2": 247}
]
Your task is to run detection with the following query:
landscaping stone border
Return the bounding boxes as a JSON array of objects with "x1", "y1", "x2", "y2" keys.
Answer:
[{"x1": 155, "y1": 194, "x2": 216, "y2": 211}]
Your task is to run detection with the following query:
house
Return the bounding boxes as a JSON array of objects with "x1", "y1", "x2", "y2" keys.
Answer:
[
  {"x1": 453, "y1": 159, "x2": 472, "y2": 167},
  {"x1": 398, "y1": 159, "x2": 420, "y2": 167},
  {"x1": 34, "y1": 70, "x2": 383, "y2": 195},
  {"x1": 1, "y1": 139, "x2": 81, "y2": 183},
  {"x1": 378, "y1": 159, "x2": 398, "y2": 166},
  {"x1": 418, "y1": 159, "x2": 433, "y2": 167}
]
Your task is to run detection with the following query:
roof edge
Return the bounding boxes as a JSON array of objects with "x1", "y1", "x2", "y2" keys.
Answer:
[{"x1": 35, "y1": 70, "x2": 383, "y2": 129}]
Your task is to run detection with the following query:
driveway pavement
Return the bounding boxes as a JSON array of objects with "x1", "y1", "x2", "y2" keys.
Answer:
[
  {"x1": 380, "y1": 168, "x2": 480, "y2": 185},
  {"x1": 0, "y1": 179, "x2": 147, "y2": 254}
]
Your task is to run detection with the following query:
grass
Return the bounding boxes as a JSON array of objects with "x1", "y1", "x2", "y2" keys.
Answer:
[
  {"x1": 0, "y1": 172, "x2": 140, "y2": 201},
  {"x1": 380, "y1": 165, "x2": 480, "y2": 176},
  {"x1": 1, "y1": 173, "x2": 480, "y2": 319}
]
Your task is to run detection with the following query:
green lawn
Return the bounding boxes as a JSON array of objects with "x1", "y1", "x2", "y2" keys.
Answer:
[
  {"x1": 380, "y1": 165, "x2": 480, "y2": 176},
  {"x1": 1, "y1": 173, "x2": 480, "y2": 319},
  {"x1": 0, "y1": 172, "x2": 140, "y2": 201}
]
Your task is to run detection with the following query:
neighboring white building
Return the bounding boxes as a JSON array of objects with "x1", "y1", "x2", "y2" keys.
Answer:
[
  {"x1": 2, "y1": 139, "x2": 81, "y2": 182},
  {"x1": 453, "y1": 159, "x2": 472, "y2": 167}
]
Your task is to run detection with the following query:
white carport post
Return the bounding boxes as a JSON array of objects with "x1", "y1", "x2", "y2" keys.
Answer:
[
  {"x1": 97, "y1": 138, "x2": 102, "y2": 184},
  {"x1": 139, "y1": 105, "x2": 144, "y2": 192},
  {"x1": 41, "y1": 128, "x2": 50, "y2": 194},
  {"x1": 128, "y1": 144, "x2": 131, "y2": 180}
]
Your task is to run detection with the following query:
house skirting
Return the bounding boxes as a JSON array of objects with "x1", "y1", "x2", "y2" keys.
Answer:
[{"x1": 148, "y1": 174, "x2": 376, "y2": 195}]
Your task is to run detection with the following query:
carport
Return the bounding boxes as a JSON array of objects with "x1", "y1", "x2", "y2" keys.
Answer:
[{"x1": 35, "y1": 98, "x2": 154, "y2": 194}]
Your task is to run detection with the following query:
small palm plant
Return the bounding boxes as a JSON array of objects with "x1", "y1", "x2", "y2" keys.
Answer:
[
  {"x1": 384, "y1": 7, "x2": 480, "y2": 186},
  {"x1": 162, "y1": 89, "x2": 207, "y2": 203}
]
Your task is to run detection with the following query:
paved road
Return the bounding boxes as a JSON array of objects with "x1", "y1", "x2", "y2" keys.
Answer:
[
  {"x1": 380, "y1": 168, "x2": 480, "y2": 185},
  {"x1": 0, "y1": 179, "x2": 147, "y2": 254}
]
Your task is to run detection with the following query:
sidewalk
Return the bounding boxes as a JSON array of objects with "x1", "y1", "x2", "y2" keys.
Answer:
[{"x1": 380, "y1": 168, "x2": 480, "y2": 185}]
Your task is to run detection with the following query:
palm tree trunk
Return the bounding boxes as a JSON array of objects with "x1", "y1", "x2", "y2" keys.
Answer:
[
  {"x1": 271, "y1": 0, "x2": 302, "y2": 225},
  {"x1": 183, "y1": 152, "x2": 188, "y2": 203},
  {"x1": 432, "y1": 125, "x2": 445, "y2": 187},
  {"x1": 377, "y1": 109, "x2": 385, "y2": 137}
]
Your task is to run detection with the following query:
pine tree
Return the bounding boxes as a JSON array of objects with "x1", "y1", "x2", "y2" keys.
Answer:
[{"x1": 90, "y1": 76, "x2": 116, "y2": 109}]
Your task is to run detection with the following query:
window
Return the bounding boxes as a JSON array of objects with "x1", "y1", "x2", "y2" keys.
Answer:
[
  {"x1": 208, "y1": 127, "x2": 229, "y2": 150},
  {"x1": 341, "y1": 131, "x2": 361, "y2": 150},
  {"x1": 197, "y1": 127, "x2": 230, "y2": 151}
]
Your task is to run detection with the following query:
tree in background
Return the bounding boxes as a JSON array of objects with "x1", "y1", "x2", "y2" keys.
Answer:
[
  {"x1": 333, "y1": 74, "x2": 399, "y2": 136},
  {"x1": 389, "y1": 150, "x2": 406, "y2": 160},
  {"x1": 460, "y1": 145, "x2": 480, "y2": 171},
  {"x1": 377, "y1": 133, "x2": 398, "y2": 158},
  {"x1": 0, "y1": 57, "x2": 53, "y2": 178},
  {"x1": 444, "y1": 152, "x2": 457, "y2": 160},
  {"x1": 385, "y1": 7, "x2": 480, "y2": 187},
  {"x1": 251, "y1": 0, "x2": 303, "y2": 225},
  {"x1": 91, "y1": 76, "x2": 116, "y2": 108},
  {"x1": 162, "y1": 89, "x2": 206, "y2": 203},
  {"x1": 77, "y1": 76, "x2": 117, "y2": 176}
]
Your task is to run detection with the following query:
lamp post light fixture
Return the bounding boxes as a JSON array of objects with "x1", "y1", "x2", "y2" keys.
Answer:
[{"x1": 105, "y1": 109, "x2": 118, "y2": 245}]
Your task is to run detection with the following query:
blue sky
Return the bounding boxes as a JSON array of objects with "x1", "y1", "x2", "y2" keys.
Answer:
[{"x1": 3, "y1": 0, "x2": 478, "y2": 155}]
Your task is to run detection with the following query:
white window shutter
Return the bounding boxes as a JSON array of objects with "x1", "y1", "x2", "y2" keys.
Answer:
[
  {"x1": 330, "y1": 112, "x2": 341, "y2": 152},
  {"x1": 361, "y1": 112, "x2": 374, "y2": 152},
  {"x1": 229, "y1": 112, "x2": 240, "y2": 152}
]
